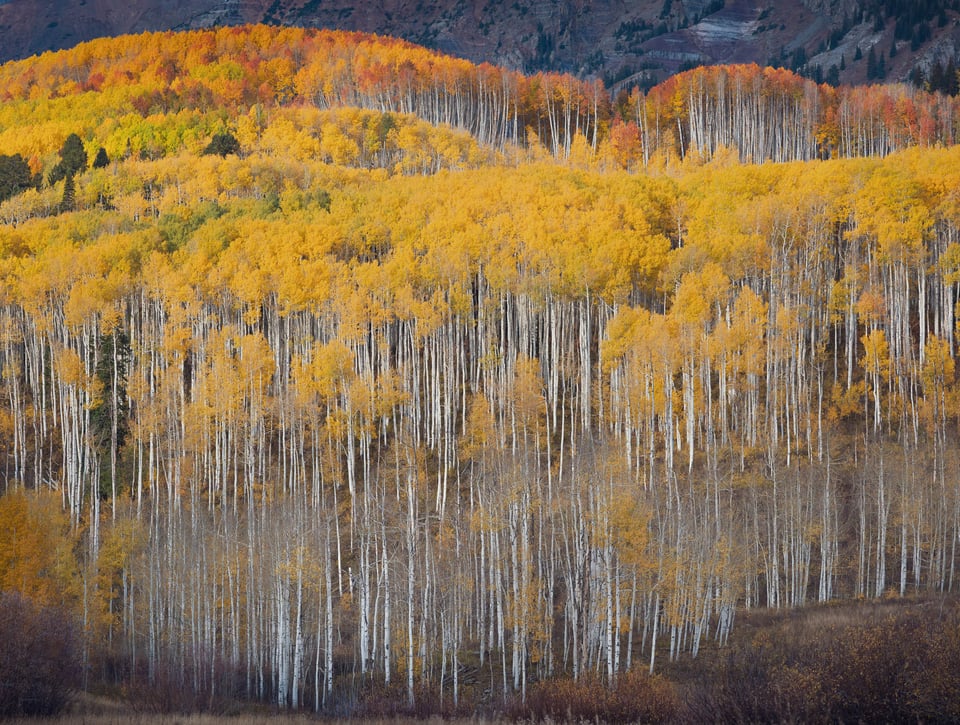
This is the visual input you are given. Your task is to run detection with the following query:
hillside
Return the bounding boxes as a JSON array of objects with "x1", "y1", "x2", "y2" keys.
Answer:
[
  {"x1": 3, "y1": 0, "x2": 960, "y2": 91},
  {"x1": 1, "y1": 24, "x2": 959, "y2": 169},
  {"x1": 2, "y1": 25, "x2": 960, "y2": 719}
]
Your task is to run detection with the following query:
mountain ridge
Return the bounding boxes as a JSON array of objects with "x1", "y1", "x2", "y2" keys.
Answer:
[{"x1": 2, "y1": 0, "x2": 960, "y2": 90}]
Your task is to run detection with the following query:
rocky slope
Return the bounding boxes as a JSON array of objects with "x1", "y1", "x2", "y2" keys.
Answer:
[{"x1": 1, "y1": 0, "x2": 959, "y2": 88}]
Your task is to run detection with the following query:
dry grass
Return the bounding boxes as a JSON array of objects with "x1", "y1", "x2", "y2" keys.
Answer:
[
  {"x1": 7, "y1": 713, "x2": 317, "y2": 724},
  {"x1": 5, "y1": 716, "x2": 486, "y2": 725},
  {"x1": 7, "y1": 694, "x2": 493, "y2": 725},
  {"x1": 3, "y1": 692, "x2": 317, "y2": 725}
]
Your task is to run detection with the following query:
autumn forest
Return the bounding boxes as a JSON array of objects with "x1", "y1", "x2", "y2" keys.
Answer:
[{"x1": 3, "y1": 24, "x2": 960, "y2": 720}]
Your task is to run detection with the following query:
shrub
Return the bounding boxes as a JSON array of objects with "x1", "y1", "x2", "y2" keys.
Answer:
[
  {"x1": 126, "y1": 654, "x2": 246, "y2": 714},
  {"x1": 353, "y1": 676, "x2": 481, "y2": 719},
  {"x1": 0, "y1": 591, "x2": 81, "y2": 716},
  {"x1": 683, "y1": 600, "x2": 960, "y2": 724},
  {"x1": 513, "y1": 671, "x2": 679, "y2": 724}
]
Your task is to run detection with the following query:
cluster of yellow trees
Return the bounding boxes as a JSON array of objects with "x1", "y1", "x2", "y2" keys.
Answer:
[{"x1": 2, "y1": 25, "x2": 960, "y2": 711}]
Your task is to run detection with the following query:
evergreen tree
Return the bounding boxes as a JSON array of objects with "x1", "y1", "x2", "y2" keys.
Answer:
[
  {"x1": 202, "y1": 132, "x2": 241, "y2": 157},
  {"x1": 92, "y1": 147, "x2": 110, "y2": 169},
  {"x1": 930, "y1": 61, "x2": 946, "y2": 92},
  {"x1": 0, "y1": 154, "x2": 37, "y2": 202},
  {"x1": 90, "y1": 329, "x2": 131, "y2": 502},
  {"x1": 59, "y1": 174, "x2": 75, "y2": 213},
  {"x1": 945, "y1": 59, "x2": 959, "y2": 96},
  {"x1": 59, "y1": 133, "x2": 87, "y2": 174},
  {"x1": 48, "y1": 133, "x2": 87, "y2": 185},
  {"x1": 910, "y1": 65, "x2": 925, "y2": 88},
  {"x1": 826, "y1": 64, "x2": 841, "y2": 87}
]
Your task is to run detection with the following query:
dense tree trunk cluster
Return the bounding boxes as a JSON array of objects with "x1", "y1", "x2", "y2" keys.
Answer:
[
  {"x1": 1, "y1": 137, "x2": 960, "y2": 708},
  {"x1": 637, "y1": 64, "x2": 960, "y2": 163}
]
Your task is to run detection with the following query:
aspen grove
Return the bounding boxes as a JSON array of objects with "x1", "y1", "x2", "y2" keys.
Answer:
[{"x1": 3, "y1": 24, "x2": 960, "y2": 712}]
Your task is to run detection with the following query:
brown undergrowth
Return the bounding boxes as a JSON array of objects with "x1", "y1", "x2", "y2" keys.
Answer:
[
  {"x1": 7, "y1": 597, "x2": 960, "y2": 723},
  {"x1": 678, "y1": 596, "x2": 960, "y2": 724}
]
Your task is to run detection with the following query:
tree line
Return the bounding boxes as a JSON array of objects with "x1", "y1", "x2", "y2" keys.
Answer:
[{"x1": 2, "y1": 26, "x2": 960, "y2": 176}]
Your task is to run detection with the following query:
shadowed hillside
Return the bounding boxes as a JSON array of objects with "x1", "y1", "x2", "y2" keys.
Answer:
[{"x1": 3, "y1": 0, "x2": 960, "y2": 91}]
